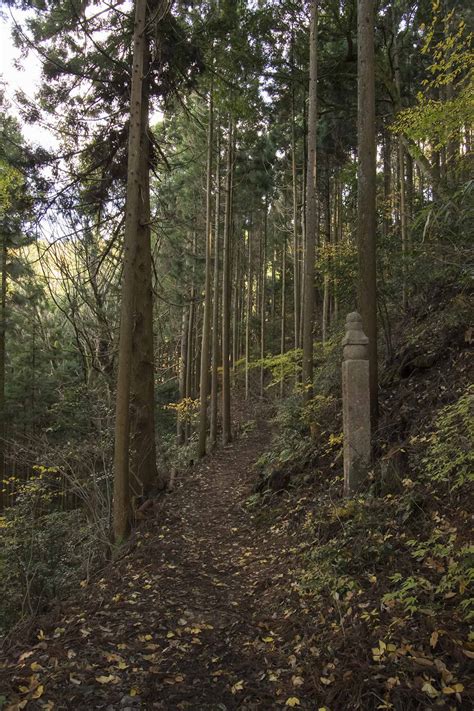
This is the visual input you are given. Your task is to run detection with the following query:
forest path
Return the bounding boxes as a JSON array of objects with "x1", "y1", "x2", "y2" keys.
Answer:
[{"x1": 2, "y1": 420, "x2": 313, "y2": 710}]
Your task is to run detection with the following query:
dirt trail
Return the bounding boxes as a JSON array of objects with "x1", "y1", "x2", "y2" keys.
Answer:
[{"x1": 1, "y1": 423, "x2": 311, "y2": 710}]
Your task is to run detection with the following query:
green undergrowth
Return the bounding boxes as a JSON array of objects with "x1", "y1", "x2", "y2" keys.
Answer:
[
  {"x1": 0, "y1": 465, "x2": 109, "y2": 636},
  {"x1": 249, "y1": 311, "x2": 472, "y2": 706},
  {"x1": 252, "y1": 337, "x2": 343, "y2": 489}
]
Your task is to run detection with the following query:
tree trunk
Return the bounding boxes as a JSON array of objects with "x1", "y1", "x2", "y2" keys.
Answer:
[
  {"x1": 291, "y1": 48, "x2": 300, "y2": 352},
  {"x1": 245, "y1": 225, "x2": 252, "y2": 401},
  {"x1": 302, "y1": 0, "x2": 318, "y2": 399},
  {"x1": 357, "y1": 0, "x2": 378, "y2": 425},
  {"x1": 398, "y1": 138, "x2": 408, "y2": 310},
  {"x1": 130, "y1": 45, "x2": 162, "y2": 498},
  {"x1": 221, "y1": 118, "x2": 233, "y2": 444},
  {"x1": 113, "y1": 0, "x2": 148, "y2": 542},
  {"x1": 0, "y1": 236, "x2": 6, "y2": 507},
  {"x1": 260, "y1": 198, "x2": 267, "y2": 397},
  {"x1": 177, "y1": 305, "x2": 188, "y2": 444},
  {"x1": 322, "y1": 166, "x2": 331, "y2": 342},
  {"x1": 198, "y1": 88, "x2": 214, "y2": 458},
  {"x1": 280, "y1": 237, "x2": 287, "y2": 398},
  {"x1": 383, "y1": 123, "x2": 392, "y2": 240},
  {"x1": 210, "y1": 121, "x2": 221, "y2": 448}
]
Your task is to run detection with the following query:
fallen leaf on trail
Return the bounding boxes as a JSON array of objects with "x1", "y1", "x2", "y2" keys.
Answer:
[
  {"x1": 422, "y1": 682, "x2": 439, "y2": 698},
  {"x1": 31, "y1": 685, "x2": 44, "y2": 699},
  {"x1": 31, "y1": 662, "x2": 45, "y2": 672},
  {"x1": 320, "y1": 676, "x2": 334, "y2": 686},
  {"x1": 130, "y1": 688, "x2": 139, "y2": 697},
  {"x1": 231, "y1": 680, "x2": 244, "y2": 694},
  {"x1": 6, "y1": 701, "x2": 28, "y2": 710},
  {"x1": 262, "y1": 636, "x2": 274, "y2": 643},
  {"x1": 443, "y1": 684, "x2": 464, "y2": 694},
  {"x1": 166, "y1": 631, "x2": 175, "y2": 639},
  {"x1": 285, "y1": 698, "x2": 300, "y2": 707},
  {"x1": 430, "y1": 630, "x2": 439, "y2": 648},
  {"x1": 96, "y1": 675, "x2": 120, "y2": 684},
  {"x1": 18, "y1": 651, "x2": 34, "y2": 663},
  {"x1": 292, "y1": 675, "x2": 304, "y2": 687}
]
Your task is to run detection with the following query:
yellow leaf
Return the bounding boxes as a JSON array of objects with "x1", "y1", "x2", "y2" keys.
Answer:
[
  {"x1": 166, "y1": 631, "x2": 175, "y2": 639},
  {"x1": 130, "y1": 688, "x2": 138, "y2": 697},
  {"x1": 430, "y1": 630, "x2": 439, "y2": 648},
  {"x1": 320, "y1": 676, "x2": 334, "y2": 685},
  {"x1": 18, "y1": 651, "x2": 34, "y2": 662},
  {"x1": 286, "y1": 698, "x2": 300, "y2": 708},
  {"x1": 6, "y1": 701, "x2": 28, "y2": 710},
  {"x1": 31, "y1": 685, "x2": 44, "y2": 699},
  {"x1": 31, "y1": 662, "x2": 45, "y2": 672},
  {"x1": 95, "y1": 675, "x2": 119, "y2": 684},
  {"x1": 422, "y1": 682, "x2": 439, "y2": 698},
  {"x1": 231, "y1": 680, "x2": 244, "y2": 694}
]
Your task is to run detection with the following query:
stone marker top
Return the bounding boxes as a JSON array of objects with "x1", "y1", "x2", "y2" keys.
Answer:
[{"x1": 342, "y1": 311, "x2": 369, "y2": 360}]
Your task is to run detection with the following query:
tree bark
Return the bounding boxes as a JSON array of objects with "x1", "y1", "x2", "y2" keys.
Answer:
[
  {"x1": 260, "y1": 197, "x2": 267, "y2": 397},
  {"x1": 302, "y1": 0, "x2": 318, "y2": 399},
  {"x1": 0, "y1": 236, "x2": 6, "y2": 506},
  {"x1": 130, "y1": 44, "x2": 162, "y2": 498},
  {"x1": 280, "y1": 237, "x2": 287, "y2": 398},
  {"x1": 291, "y1": 38, "x2": 301, "y2": 352},
  {"x1": 210, "y1": 121, "x2": 221, "y2": 448},
  {"x1": 177, "y1": 305, "x2": 188, "y2": 444},
  {"x1": 113, "y1": 0, "x2": 148, "y2": 542},
  {"x1": 221, "y1": 118, "x2": 233, "y2": 444},
  {"x1": 322, "y1": 165, "x2": 331, "y2": 342},
  {"x1": 357, "y1": 0, "x2": 378, "y2": 425},
  {"x1": 198, "y1": 88, "x2": 214, "y2": 458},
  {"x1": 245, "y1": 225, "x2": 252, "y2": 401}
]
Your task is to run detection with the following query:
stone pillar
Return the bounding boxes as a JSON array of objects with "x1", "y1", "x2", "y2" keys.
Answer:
[{"x1": 342, "y1": 312, "x2": 371, "y2": 496}]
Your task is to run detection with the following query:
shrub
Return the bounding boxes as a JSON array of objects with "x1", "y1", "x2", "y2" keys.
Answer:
[{"x1": 423, "y1": 385, "x2": 474, "y2": 491}]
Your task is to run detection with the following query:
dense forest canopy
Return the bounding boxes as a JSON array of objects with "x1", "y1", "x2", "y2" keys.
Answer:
[{"x1": 0, "y1": 0, "x2": 472, "y2": 708}]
